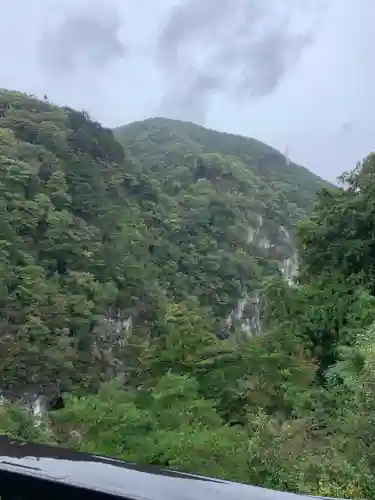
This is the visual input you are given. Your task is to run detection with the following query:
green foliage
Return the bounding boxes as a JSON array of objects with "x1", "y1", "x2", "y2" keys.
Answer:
[
  {"x1": 3, "y1": 89, "x2": 375, "y2": 499},
  {"x1": 263, "y1": 276, "x2": 375, "y2": 376},
  {"x1": 0, "y1": 403, "x2": 51, "y2": 443},
  {"x1": 0, "y1": 89, "x2": 138, "y2": 390},
  {"x1": 114, "y1": 117, "x2": 331, "y2": 217},
  {"x1": 114, "y1": 117, "x2": 333, "y2": 324}
]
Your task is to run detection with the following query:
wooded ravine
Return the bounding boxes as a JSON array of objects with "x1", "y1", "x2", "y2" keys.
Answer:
[{"x1": 1, "y1": 89, "x2": 375, "y2": 499}]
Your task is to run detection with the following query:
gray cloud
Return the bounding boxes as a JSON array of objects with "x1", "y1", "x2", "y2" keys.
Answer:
[
  {"x1": 155, "y1": 0, "x2": 319, "y2": 123},
  {"x1": 37, "y1": 1, "x2": 126, "y2": 75},
  {"x1": 158, "y1": 69, "x2": 223, "y2": 123},
  {"x1": 34, "y1": 0, "x2": 321, "y2": 125}
]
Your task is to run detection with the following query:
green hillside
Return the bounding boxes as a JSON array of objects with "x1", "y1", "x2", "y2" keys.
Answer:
[
  {"x1": 114, "y1": 117, "x2": 331, "y2": 219},
  {"x1": 114, "y1": 117, "x2": 333, "y2": 336},
  {"x1": 3, "y1": 89, "x2": 375, "y2": 498}
]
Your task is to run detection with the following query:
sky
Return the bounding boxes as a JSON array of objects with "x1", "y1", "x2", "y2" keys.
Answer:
[{"x1": 1, "y1": 0, "x2": 374, "y2": 183}]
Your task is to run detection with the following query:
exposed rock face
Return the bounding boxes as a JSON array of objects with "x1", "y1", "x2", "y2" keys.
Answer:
[
  {"x1": 225, "y1": 217, "x2": 298, "y2": 339},
  {"x1": 0, "y1": 383, "x2": 64, "y2": 417},
  {"x1": 104, "y1": 309, "x2": 133, "y2": 342}
]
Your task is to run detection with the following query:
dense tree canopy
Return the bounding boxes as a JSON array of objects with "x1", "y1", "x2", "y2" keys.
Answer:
[{"x1": 2, "y1": 89, "x2": 375, "y2": 499}]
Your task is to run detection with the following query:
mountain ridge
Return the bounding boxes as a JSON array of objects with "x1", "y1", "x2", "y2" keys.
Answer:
[
  {"x1": 4, "y1": 88, "x2": 375, "y2": 497},
  {"x1": 116, "y1": 115, "x2": 328, "y2": 183},
  {"x1": 113, "y1": 115, "x2": 333, "y2": 338},
  {"x1": 0, "y1": 87, "x2": 329, "y2": 359},
  {"x1": 114, "y1": 116, "x2": 332, "y2": 220}
]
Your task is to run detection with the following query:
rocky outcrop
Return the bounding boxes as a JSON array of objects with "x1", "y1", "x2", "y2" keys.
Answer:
[
  {"x1": 225, "y1": 216, "x2": 298, "y2": 339},
  {"x1": 0, "y1": 383, "x2": 64, "y2": 417}
]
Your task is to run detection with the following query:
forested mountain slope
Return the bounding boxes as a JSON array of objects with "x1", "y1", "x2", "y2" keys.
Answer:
[
  {"x1": 114, "y1": 117, "x2": 333, "y2": 335},
  {"x1": 0, "y1": 88, "x2": 333, "y2": 388},
  {"x1": 4, "y1": 89, "x2": 375, "y2": 498},
  {"x1": 114, "y1": 117, "x2": 331, "y2": 218},
  {"x1": 0, "y1": 88, "x2": 147, "y2": 391}
]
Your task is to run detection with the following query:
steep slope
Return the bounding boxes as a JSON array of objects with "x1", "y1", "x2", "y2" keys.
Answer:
[
  {"x1": 4, "y1": 92, "x2": 375, "y2": 499},
  {"x1": 0, "y1": 89, "x2": 162, "y2": 392},
  {"x1": 114, "y1": 117, "x2": 331, "y2": 219},
  {"x1": 0, "y1": 89, "x2": 330, "y2": 396},
  {"x1": 114, "y1": 117, "x2": 332, "y2": 335}
]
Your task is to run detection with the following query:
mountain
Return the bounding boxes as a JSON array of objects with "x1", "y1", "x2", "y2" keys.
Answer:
[
  {"x1": 114, "y1": 117, "x2": 330, "y2": 218},
  {"x1": 114, "y1": 117, "x2": 332, "y2": 336},
  {"x1": 0, "y1": 88, "x2": 140, "y2": 391},
  {"x1": 3, "y1": 89, "x2": 375, "y2": 498},
  {"x1": 0, "y1": 88, "x2": 328, "y2": 390}
]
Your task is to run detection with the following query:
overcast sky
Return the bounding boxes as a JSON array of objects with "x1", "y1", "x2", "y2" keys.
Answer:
[{"x1": 1, "y1": 0, "x2": 374, "y2": 182}]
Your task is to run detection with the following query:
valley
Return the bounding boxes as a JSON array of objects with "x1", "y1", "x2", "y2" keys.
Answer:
[{"x1": 0, "y1": 89, "x2": 374, "y2": 499}]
